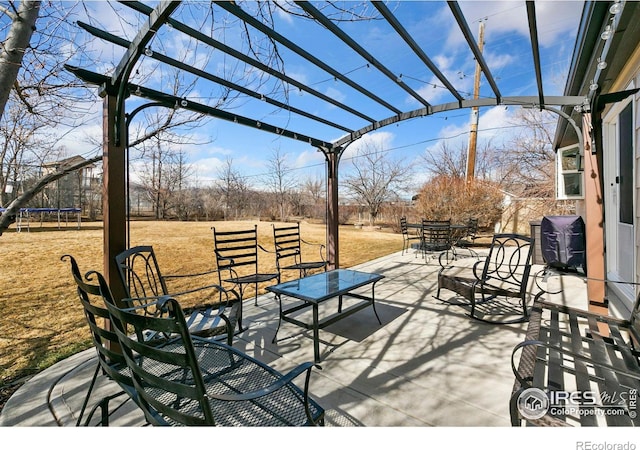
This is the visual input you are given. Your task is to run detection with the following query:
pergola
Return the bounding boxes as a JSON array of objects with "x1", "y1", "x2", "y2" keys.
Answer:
[{"x1": 66, "y1": 1, "x2": 595, "y2": 302}]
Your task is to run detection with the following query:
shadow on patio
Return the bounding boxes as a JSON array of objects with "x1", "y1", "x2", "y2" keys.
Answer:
[{"x1": 0, "y1": 249, "x2": 589, "y2": 427}]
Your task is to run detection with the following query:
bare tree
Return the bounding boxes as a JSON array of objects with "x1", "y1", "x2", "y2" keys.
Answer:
[
  {"x1": 216, "y1": 157, "x2": 251, "y2": 220},
  {"x1": 262, "y1": 147, "x2": 297, "y2": 221},
  {"x1": 342, "y1": 142, "x2": 412, "y2": 226},
  {"x1": 494, "y1": 109, "x2": 557, "y2": 198},
  {"x1": 302, "y1": 175, "x2": 325, "y2": 220},
  {"x1": 421, "y1": 140, "x2": 498, "y2": 180}
]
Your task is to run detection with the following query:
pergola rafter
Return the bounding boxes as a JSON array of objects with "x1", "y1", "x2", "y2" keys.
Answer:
[
  {"x1": 122, "y1": 1, "x2": 376, "y2": 124},
  {"x1": 526, "y1": 1, "x2": 545, "y2": 108},
  {"x1": 67, "y1": 0, "x2": 590, "y2": 292},
  {"x1": 448, "y1": 1, "x2": 502, "y2": 103},
  {"x1": 216, "y1": 1, "x2": 404, "y2": 116},
  {"x1": 297, "y1": 0, "x2": 433, "y2": 111},
  {"x1": 77, "y1": 21, "x2": 353, "y2": 134},
  {"x1": 372, "y1": 1, "x2": 465, "y2": 105}
]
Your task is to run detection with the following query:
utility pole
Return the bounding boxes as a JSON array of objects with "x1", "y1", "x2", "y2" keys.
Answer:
[{"x1": 466, "y1": 20, "x2": 485, "y2": 183}]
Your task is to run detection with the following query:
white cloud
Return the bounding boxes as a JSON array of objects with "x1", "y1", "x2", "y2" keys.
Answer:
[
  {"x1": 341, "y1": 131, "x2": 395, "y2": 162},
  {"x1": 294, "y1": 148, "x2": 325, "y2": 169},
  {"x1": 457, "y1": 1, "x2": 581, "y2": 47},
  {"x1": 191, "y1": 157, "x2": 225, "y2": 183},
  {"x1": 324, "y1": 86, "x2": 346, "y2": 104}
]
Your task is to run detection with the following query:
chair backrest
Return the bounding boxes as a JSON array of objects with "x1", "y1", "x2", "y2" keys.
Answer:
[
  {"x1": 273, "y1": 223, "x2": 302, "y2": 261},
  {"x1": 400, "y1": 217, "x2": 409, "y2": 236},
  {"x1": 212, "y1": 225, "x2": 259, "y2": 275},
  {"x1": 481, "y1": 233, "x2": 533, "y2": 294},
  {"x1": 422, "y1": 219, "x2": 451, "y2": 248},
  {"x1": 61, "y1": 255, "x2": 131, "y2": 388},
  {"x1": 115, "y1": 245, "x2": 169, "y2": 301},
  {"x1": 104, "y1": 295, "x2": 216, "y2": 426},
  {"x1": 466, "y1": 218, "x2": 479, "y2": 236}
]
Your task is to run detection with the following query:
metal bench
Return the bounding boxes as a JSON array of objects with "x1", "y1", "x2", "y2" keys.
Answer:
[{"x1": 510, "y1": 290, "x2": 640, "y2": 426}]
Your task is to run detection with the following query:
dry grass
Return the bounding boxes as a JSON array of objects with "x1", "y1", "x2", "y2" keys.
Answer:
[{"x1": 0, "y1": 220, "x2": 402, "y2": 386}]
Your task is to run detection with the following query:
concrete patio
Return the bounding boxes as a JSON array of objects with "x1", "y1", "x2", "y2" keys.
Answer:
[{"x1": 0, "y1": 248, "x2": 592, "y2": 428}]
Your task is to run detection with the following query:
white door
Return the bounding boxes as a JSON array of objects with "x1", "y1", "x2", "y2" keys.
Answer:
[{"x1": 604, "y1": 100, "x2": 635, "y2": 304}]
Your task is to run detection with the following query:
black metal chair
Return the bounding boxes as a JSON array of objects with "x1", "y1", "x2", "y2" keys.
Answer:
[
  {"x1": 212, "y1": 225, "x2": 279, "y2": 331},
  {"x1": 104, "y1": 293, "x2": 325, "y2": 426},
  {"x1": 62, "y1": 254, "x2": 137, "y2": 426},
  {"x1": 435, "y1": 233, "x2": 533, "y2": 324},
  {"x1": 421, "y1": 219, "x2": 451, "y2": 259},
  {"x1": 272, "y1": 222, "x2": 327, "y2": 279},
  {"x1": 115, "y1": 245, "x2": 239, "y2": 344},
  {"x1": 400, "y1": 217, "x2": 422, "y2": 256}
]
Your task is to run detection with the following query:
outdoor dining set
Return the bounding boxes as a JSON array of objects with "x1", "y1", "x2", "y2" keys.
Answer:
[
  {"x1": 64, "y1": 217, "x2": 638, "y2": 428},
  {"x1": 400, "y1": 216, "x2": 479, "y2": 264},
  {"x1": 63, "y1": 222, "x2": 389, "y2": 427}
]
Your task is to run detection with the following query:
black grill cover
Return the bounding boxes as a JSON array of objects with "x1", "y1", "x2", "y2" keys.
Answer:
[{"x1": 540, "y1": 215, "x2": 586, "y2": 272}]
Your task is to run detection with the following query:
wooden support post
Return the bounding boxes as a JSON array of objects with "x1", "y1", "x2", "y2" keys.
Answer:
[
  {"x1": 326, "y1": 151, "x2": 340, "y2": 270},
  {"x1": 102, "y1": 93, "x2": 128, "y2": 303},
  {"x1": 582, "y1": 113, "x2": 607, "y2": 315}
]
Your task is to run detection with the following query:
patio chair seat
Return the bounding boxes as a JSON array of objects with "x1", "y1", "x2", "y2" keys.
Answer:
[
  {"x1": 224, "y1": 272, "x2": 281, "y2": 285},
  {"x1": 279, "y1": 261, "x2": 326, "y2": 272},
  {"x1": 133, "y1": 337, "x2": 324, "y2": 426}
]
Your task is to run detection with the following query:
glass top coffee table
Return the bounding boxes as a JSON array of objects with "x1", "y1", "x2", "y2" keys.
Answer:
[{"x1": 267, "y1": 269, "x2": 384, "y2": 362}]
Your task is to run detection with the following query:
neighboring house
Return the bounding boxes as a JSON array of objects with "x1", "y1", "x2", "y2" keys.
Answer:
[
  {"x1": 41, "y1": 155, "x2": 100, "y2": 216},
  {"x1": 497, "y1": 187, "x2": 577, "y2": 236},
  {"x1": 553, "y1": 1, "x2": 640, "y2": 316}
]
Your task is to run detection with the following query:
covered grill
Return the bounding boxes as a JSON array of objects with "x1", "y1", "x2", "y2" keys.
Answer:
[{"x1": 540, "y1": 215, "x2": 586, "y2": 273}]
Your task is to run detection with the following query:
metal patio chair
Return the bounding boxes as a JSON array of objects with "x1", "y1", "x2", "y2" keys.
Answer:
[
  {"x1": 62, "y1": 254, "x2": 137, "y2": 426},
  {"x1": 104, "y1": 294, "x2": 325, "y2": 426},
  {"x1": 420, "y1": 219, "x2": 451, "y2": 259},
  {"x1": 400, "y1": 217, "x2": 422, "y2": 256},
  {"x1": 272, "y1": 222, "x2": 327, "y2": 279},
  {"x1": 212, "y1": 225, "x2": 279, "y2": 331},
  {"x1": 115, "y1": 245, "x2": 239, "y2": 344},
  {"x1": 435, "y1": 233, "x2": 534, "y2": 324}
]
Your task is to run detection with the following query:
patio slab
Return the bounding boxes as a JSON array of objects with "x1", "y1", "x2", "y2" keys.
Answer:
[{"x1": 0, "y1": 249, "x2": 591, "y2": 427}]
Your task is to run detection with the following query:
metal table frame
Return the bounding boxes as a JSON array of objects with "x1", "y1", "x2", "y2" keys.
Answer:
[{"x1": 267, "y1": 269, "x2": 384, "y2": 362}]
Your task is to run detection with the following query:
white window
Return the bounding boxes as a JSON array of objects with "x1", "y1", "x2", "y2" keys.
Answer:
[{"x1": 556, "y1": 144, "x2": 584, "y2": 199}]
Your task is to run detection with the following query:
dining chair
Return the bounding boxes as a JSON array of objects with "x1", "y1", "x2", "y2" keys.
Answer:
[
  {"x1": 272, "y1": 222, "x2": 327, "y2": 279},
  {"x1": 212, "y1": 225, "x2": 279, "y2": 331}
]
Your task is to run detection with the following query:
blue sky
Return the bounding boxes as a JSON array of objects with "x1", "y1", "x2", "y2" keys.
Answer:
[{"x1": 59, "y1": 1, "x2": 584, "y2": 191}]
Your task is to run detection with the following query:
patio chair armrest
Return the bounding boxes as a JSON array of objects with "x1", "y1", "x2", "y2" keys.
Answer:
[
  {"x1": 258, "y1": 243, "x2": 276, "y2": 254},
  {"x1": 214, "y1": 250, "x2": 235, "y2": 265},
  {"x1": 472, "y1": 259, "x2": 487, "y2": 280},
  {"x1": 301, "y1": 239, "x2": 326, "y2": 262},
  {"x1": 510, "y1": 339, "x2": 546, "y2": 388},
  {"x1": 160, "y1": 281, "x2": 238, "y2": 307},
  {"x1": 162, "y1": 268, "x2": 219, "y2": 281},
  {"x1": 206, "y1": 361, "x2": 317, "y2": 402}
]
